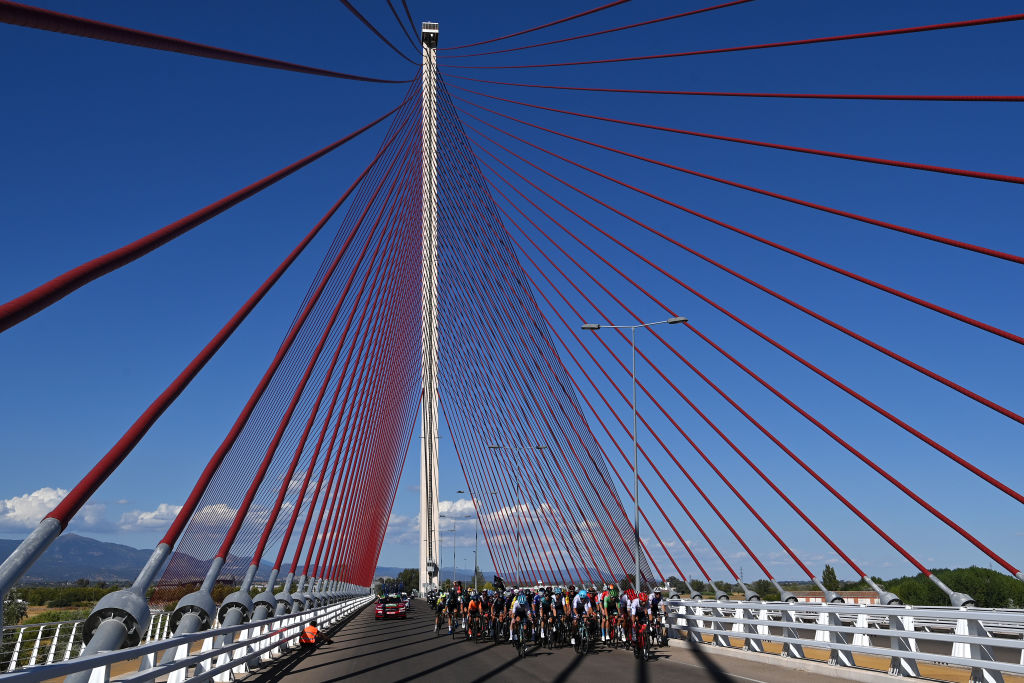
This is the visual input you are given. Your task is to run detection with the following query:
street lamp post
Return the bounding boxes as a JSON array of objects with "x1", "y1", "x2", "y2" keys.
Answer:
[
  {"x1": 447, "y1": 524, "x2": 457, "y2": 586},
  {"x1": 487, "y1": 444, "x2": 547, "y2": 586},
  {"x1": 441, "y1": 513, "x2": 474, "y2": 588},
  {"x1": 457, "y1": 489, "x2": 496, "y2": 592},
  {"x1": 582, "y1": 315, "x2": 687, "y2": 593}
]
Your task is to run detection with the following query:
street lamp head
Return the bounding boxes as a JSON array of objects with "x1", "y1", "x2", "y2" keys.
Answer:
[
  {"x1": 535, "y1": 444, "x2": 548, "y2": 450},
  {"x1": 581, "y1": 323, "x2": 601, "y2": 330},
  {"x1": 486, "y1": 444, "x2": 502, "y2": 450},
  {"x1": 668, "y1": 316, "x2": 688, "y2": 325}
]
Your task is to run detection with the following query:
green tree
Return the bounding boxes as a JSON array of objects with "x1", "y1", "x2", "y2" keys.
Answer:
[
  {"x1": 750, "y1": 579, "x2": 780, "y2": 602},
  {"x1": 822, "y1": 564, "x2": 841, "y2": 592},
  {"x1": 3, "y1": 589, "x2": 28, "y2": 625},
  {"x1": 665, "y1": 576, "x2": 689, "y2": 596},
  {"x1": 690, "y1": 580, "x2": 711, "y2": 596},
  {"x1": 396, "y1": 568, "x2": 419, "y2": 593}
]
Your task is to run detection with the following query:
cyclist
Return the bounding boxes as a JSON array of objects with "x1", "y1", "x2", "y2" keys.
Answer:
[
  {"x1": 511, "y1": 587, "x2": 532, "y2": 644},
  {"x1": 445, "y1": 587, "x2": 460, "y2": 634},
  {"x1": 621, "y1": 589, "x2": 635, "y2": 645},
  {"x1": 466, "y1": 592, "x2": 482, "y2": 638},
  {"x1": 480, "y1": 590, "x2": 492, "y2": 636},
  {"x1": 603, "y1": 583, "x2": 620, "y2": 643},
  {"x1": 631, "y1": 592, "x2": 651, "y2": 654},
  {"x1": 650, "y1": 588, "x2": 664, "y2": 643},
  {"x1": 571, "y1": 588, "x2": 589, "y2": 645},
  {"x1": 433, "y1": 591, "x2": 446, "y2": 633},
  {"x1": 490, "y1": 589, "x2": 506, "y2": 639},
  {"x1": 551, "y1": 587, "x2": 567, "y2": 642},
  {"x1": 532, "y1": 589, "x2": 548, "y2": 643},
  {"x1": 459, "y1": 585, "x2": 471, "y2": 629},
  {"x1": 538, "y1": 588, "x2": 555, "y2": 643}
]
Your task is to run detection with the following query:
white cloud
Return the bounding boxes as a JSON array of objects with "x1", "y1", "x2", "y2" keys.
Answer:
[
  {"x1": 0, "y1": 487, "x2": 68, "y2": 530},
  {"x1": 191, "y1": 503, "x2": 238, "y2": 529},
  {"x1": 119, "y1": 503, "x2": 183, "y2": 531},
  {"x1": 383, "y1": 512, "x2": 419, "y2": 545},
  {"x1": 0, "y1": 488, "x2": 109, "y2": 532},
  {"x1": 439, "y1": 498, "x2": 475, "y2": 515}
]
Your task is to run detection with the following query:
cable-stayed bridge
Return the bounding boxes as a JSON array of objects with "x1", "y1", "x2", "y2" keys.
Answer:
[{"x1": 0, "y1": 1, "x2": 1022, "y2": 681}]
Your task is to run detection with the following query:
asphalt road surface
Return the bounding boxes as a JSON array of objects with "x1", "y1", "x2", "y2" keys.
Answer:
[{"x1": 246, "y1": 599, "x2": 839, "y2": 682}]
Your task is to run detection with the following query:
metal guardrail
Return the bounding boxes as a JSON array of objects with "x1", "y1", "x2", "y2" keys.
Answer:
[
  {"x1": 2, "y1": 612, "x2": 175, "y2": 673},
  {"x1": 0, "y1": 595, "x2": 372, "y2": 682},
  {"x1": 666, "y1": 598, "x2": 1024, "y2": 681}
]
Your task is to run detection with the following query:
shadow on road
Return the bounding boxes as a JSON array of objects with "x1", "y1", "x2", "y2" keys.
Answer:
[
  {"x1": 689, "y1": 643, "x2": 738, "y2": 682},
  {"x1": 353, "y1": 640, "x2": 497, "y2": 683},
  {"x1": 551, "y1": 651, "x2": 586, "y2": 682}
]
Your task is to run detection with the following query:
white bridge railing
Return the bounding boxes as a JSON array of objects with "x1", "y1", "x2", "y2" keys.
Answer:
[
  {"x1": 667, "y1": 598, "x2": 1024, "y2": 682},
  {"x1": 0, "y1": 595, "x2": 372, "y2": 682},
  {"x1": 2, "y1": 612, "x2": 175, "y2": 673}
]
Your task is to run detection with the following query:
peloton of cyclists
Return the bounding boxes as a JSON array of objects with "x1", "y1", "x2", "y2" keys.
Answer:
[{"x1": 430, "y1": 581, "x2": 669, "y2": 654}]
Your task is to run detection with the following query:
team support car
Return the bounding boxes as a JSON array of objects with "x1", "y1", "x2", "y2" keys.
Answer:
[{"x1": 375, "y1": 594, "x2": 408, "y2": 619}]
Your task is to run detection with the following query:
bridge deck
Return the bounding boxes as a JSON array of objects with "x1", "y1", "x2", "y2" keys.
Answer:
[{"x1": 246, "y1": 599, "x2": 834, "y2": 682}]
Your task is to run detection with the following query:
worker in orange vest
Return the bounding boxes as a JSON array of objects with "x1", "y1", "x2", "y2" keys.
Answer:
[{"x1": 299, "y1": 619, "x2": 331, "y2": 648}]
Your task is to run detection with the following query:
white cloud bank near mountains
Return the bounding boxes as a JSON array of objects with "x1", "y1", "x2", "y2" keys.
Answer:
[
  {"x1": 0, "y1": 487, "x2": 186, "y2": 538},
  {"x1": 0, "y1": 487, "x2": 107, "y2": 531},
  {"x1": 119, "y1": 503, "x2": 183, "y2": 531}
]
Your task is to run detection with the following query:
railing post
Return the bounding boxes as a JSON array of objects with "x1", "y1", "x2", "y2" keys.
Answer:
[
  {"x1": 888, "y1": 608, "x2": 921, "y2": 677},
  {"x1": 86, "y1": 662, "x2": 109, "y2": 683},
  {"x1": 779, "y1": 606, "x2": 805, "y2": 659},
  {"x1": 191, "y1": 635, "x2": 215, "y2": 678},
  {"x1": 27, "y1": 624, "x2": 43, "y2": 666},
  {"x1": 826, "y1": 609, "x2": 855, "y2": 667},
  {"x1": 7, "y1": 626, "x2": 25, "y2": 671},
  {"x1": 63, "y1": 621, "x2": 79, "y2": 661},
  {"x1": 164, "y1": 636, "x2": 193, "y2": 683},
  {"x1": 709, "y1": 602, "x2": 731, "y2": 648},
  {"x1": 953, "y1": 611, "x2": 1006, "y2": 683},
  {"x1": 45, "y1": 623, "x2": 61, "y2": 664},
  {"x1": 852, "y1": 612, "x2": 870, "y2": 647},
  {"x1": 738, "y1": 603, "x2": 763, "y2": 653},
  {"x1": 684, "y1": 602, "x2": 703, "y2": 643}
]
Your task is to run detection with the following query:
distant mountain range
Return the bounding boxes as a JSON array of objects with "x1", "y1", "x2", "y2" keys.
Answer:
[
  {"x1": 0, "y1": 534, "x2": 480, "y2": 585},
  {"x1": 0, "y1": 534, "x2": 154, "y2": 583}
]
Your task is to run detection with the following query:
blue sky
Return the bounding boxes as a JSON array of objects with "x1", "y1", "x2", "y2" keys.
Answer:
[{"x1": 1, "y1": 1, "x2": 1023, "y2": 584}]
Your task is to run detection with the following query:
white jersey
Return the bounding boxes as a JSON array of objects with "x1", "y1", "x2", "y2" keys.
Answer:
[
  {"x1": 629, "y1": 598, "x2": 649, "y2": 617},
  {"x1": 573, "y1": 594, "x2": 593, "y2": 613}
]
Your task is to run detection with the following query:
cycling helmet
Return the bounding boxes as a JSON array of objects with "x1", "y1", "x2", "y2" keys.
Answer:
[
  {"x1": 652, "y1": 587, "x2": 662, "y2": 594},
  {"x1": 639, "y1": 592, "x2": 649, "y2": 602},
  {"x1": 578, "y1": 589, "x2": 587, "y2": 599}
]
